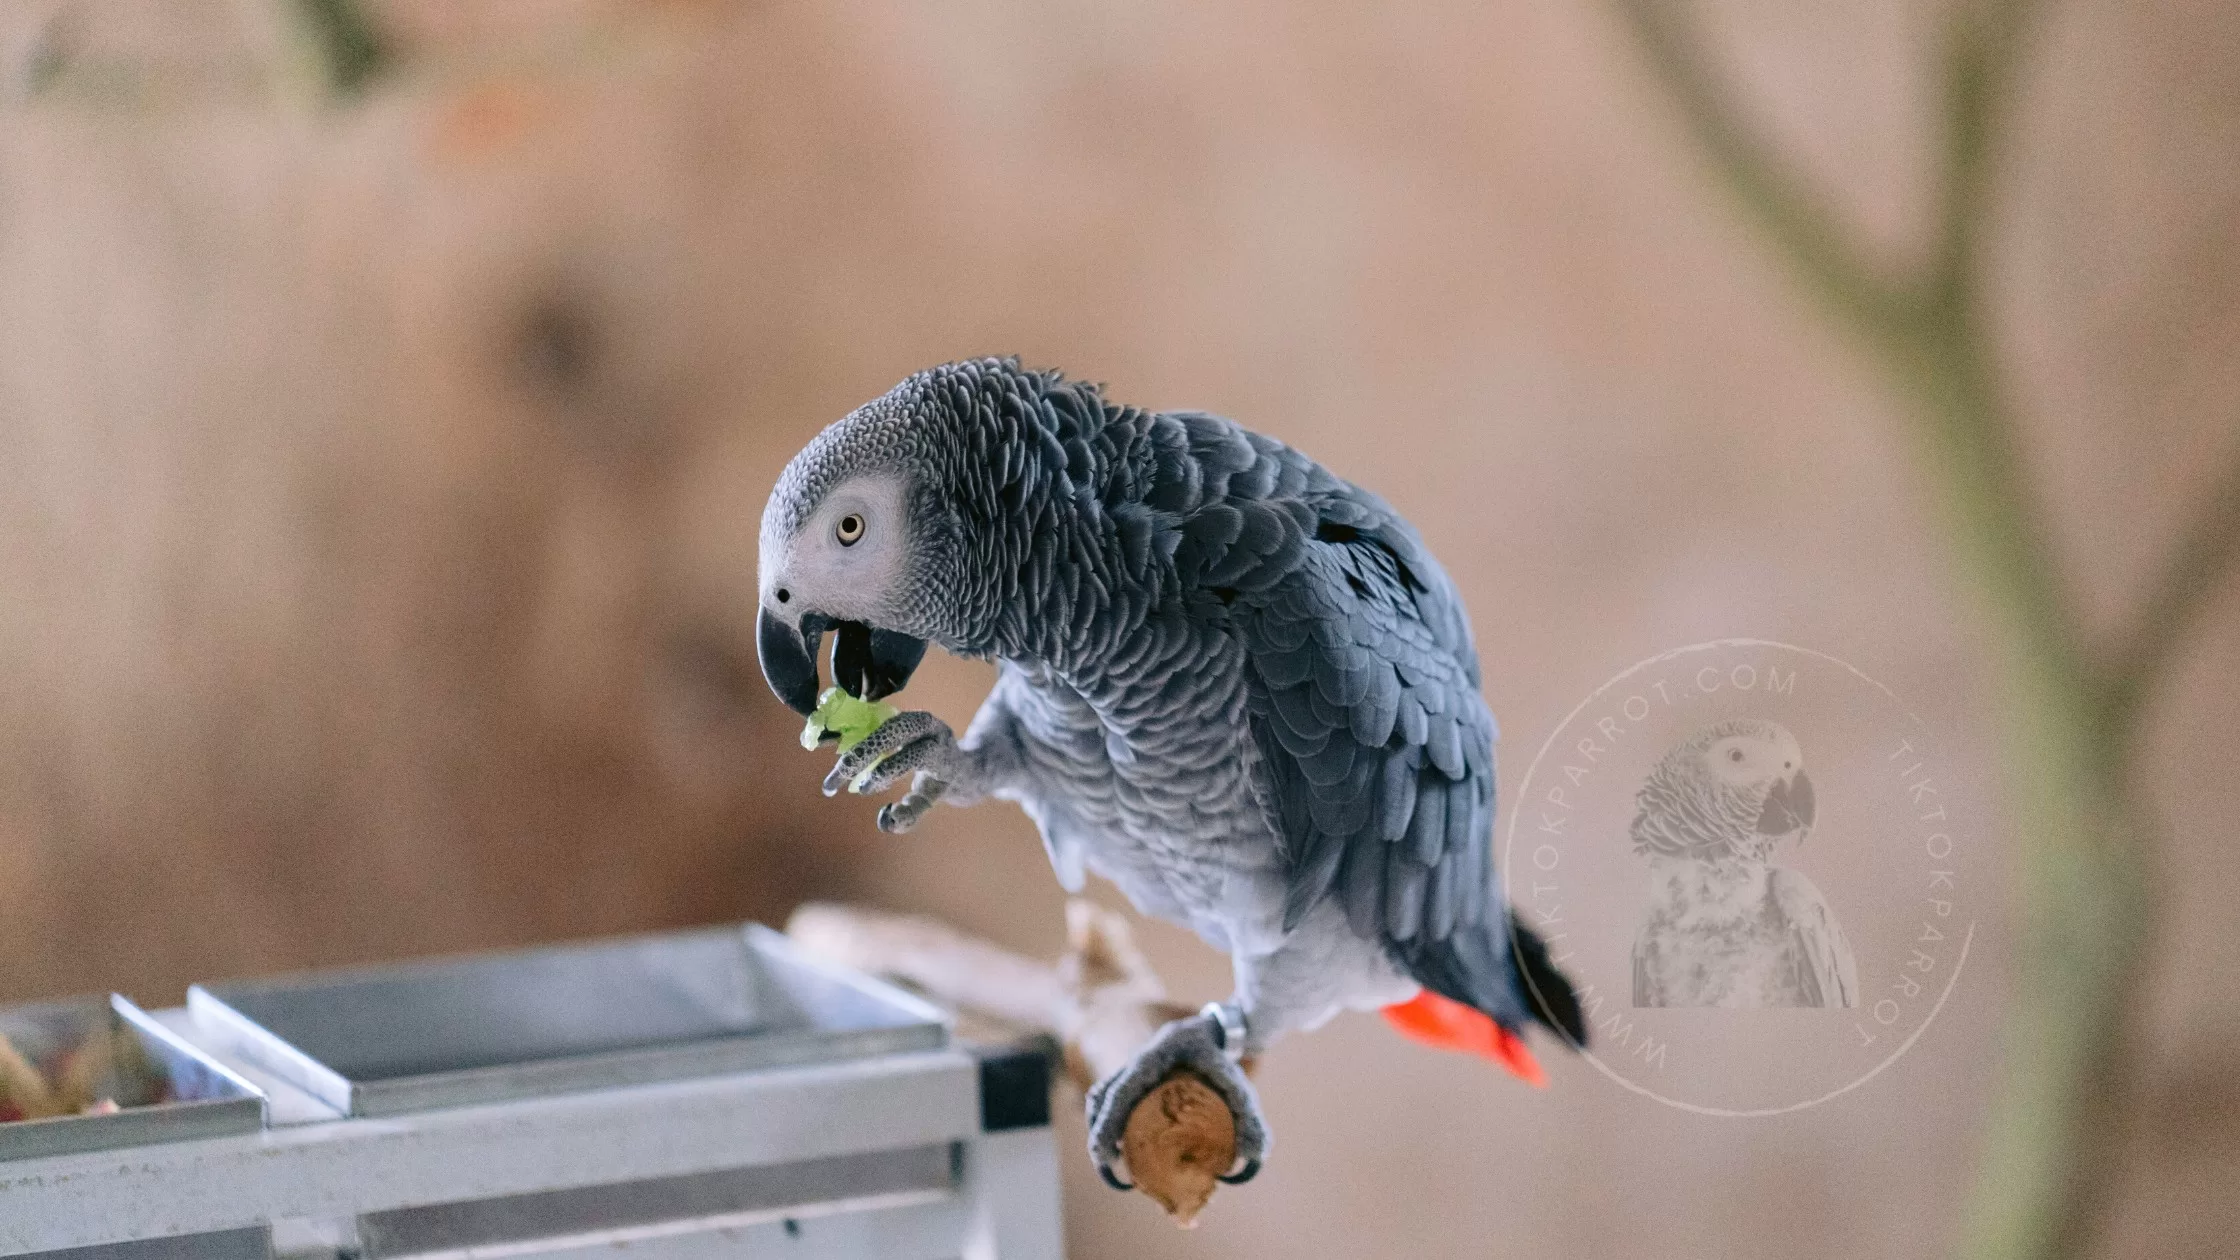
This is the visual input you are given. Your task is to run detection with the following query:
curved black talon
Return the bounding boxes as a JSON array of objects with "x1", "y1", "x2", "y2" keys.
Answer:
[
  {"x1": 1097, "y1": 1162, "x2": 1136, "y2": 1192},
  {"x1": 1217, "y1": 1157, "x2": 1261, "y2": 1186}
]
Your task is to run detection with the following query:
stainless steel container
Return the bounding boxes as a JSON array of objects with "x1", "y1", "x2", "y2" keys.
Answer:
[
  {"x1": 0, "y1": 995, "x2": 265, "y2": 1163},
  {"x1": 186, "y1": 923, "x2": 948, "y2": 1117}
]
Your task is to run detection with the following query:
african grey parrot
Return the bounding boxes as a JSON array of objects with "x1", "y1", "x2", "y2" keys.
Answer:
[
  {"x1": 1630, "y1": 719, "x2": 1857, "y2": 1008},
  {"x1": 756, "y1": 358, "x2": 1584, "y2": 1187}
]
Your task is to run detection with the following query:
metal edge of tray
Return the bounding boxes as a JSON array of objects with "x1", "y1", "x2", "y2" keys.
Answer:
[
  {"x1": 184, "y1": 982, "x2": 357, "y2": 1117},
  {"x1": 182, "y1": 923, "x2": 754, "y2": 1023},
  {"x1": 109, "y1": 995, "x2": 268, "y2": 1130},
  {"x1": 25, "y1": 1224, "x2": 275, "y2": 1260},
  {"x1": 345, "y1": 1020, "x2": 950, "y2": 1118},
  {"x1": 186, "y1": 923, "x2": 951, "y2": 1118},
  {"x1": 0, "y1": 995, "x2": 267, "y2": 1164}
]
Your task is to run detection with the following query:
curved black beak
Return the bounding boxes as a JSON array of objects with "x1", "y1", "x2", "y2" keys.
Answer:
[
  {"x1": 758, "y1": 609, "x2": 823, "y2": 716},
  {"x1": 757, "y1": 608, "x2": 928, "y2": 716},
  {"x1": 1754, "y1": 770, "x2": 1816, "y2": 838}
]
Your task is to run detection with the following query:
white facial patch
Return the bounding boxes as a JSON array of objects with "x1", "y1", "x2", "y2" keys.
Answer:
[{"x1": 759, "y1": 473, "x2": 912, "y2": 626}]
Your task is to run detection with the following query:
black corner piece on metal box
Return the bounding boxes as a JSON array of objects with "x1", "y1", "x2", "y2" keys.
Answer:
[{"x1": 973, "y1": 1039, "x2": 1055, "y2": 1133}]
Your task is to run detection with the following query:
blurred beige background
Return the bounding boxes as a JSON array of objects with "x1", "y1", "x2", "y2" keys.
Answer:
[{"x1": 0, "y1": 0, "x2": 2233, "y2": 1256}]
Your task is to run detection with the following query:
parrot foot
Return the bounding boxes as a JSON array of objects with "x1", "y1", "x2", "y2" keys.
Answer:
[
  {"x1": 876, "y1": 773, "x2": 948, "y2": 834},
  {"x1": 824, "y1": 710, "x2": 956, "y2": 793},
  {"x1": 1084, "y1": 1006, "x2": 1268, "y2": 1191},
  {"x1": 825, "y1": 710, "x2": 971, "y2": 834}
]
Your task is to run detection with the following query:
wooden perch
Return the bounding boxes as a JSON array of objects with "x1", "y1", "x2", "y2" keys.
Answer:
[{"x1": 785, "y1": 899, "x2": 1241, "y2": 1226}]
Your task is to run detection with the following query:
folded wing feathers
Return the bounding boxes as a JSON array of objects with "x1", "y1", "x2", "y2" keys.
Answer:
[{"x1": 1189, "y1": 437, "x2": 1497, "y2": 947}]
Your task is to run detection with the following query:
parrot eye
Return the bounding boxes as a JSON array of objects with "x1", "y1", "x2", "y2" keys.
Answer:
[
  {"x1": 836, "y1": 513, "x2": 865, "y2": 546},
  {"x1": 1728, "y1": 748, "x2": 1745, "y2": 763}
]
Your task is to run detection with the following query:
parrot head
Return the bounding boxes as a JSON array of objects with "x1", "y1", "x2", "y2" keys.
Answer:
[
  {"x1": 1631, "y1": 719, "x2": 1815, "y2": 860},
  {"x1": 756, "y1": 423, "x2": 943, "y2": 716},
  {"x1": 757, "y1": 357, "x2": 1148, "y2": 715},
  {"x1": 756, "y1": 468, "x2": 930, "y2": 715},
  {"x1": 755, "y1": 360, "x2": 1037, "y2": 715}
]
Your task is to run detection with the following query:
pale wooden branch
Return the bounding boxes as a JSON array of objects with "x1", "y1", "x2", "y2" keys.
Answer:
[
  {"x1": 785, "y1": 900, "x2": 1239, "y2": 1226},
  {"x1": 786, "y1": 901, "x2": 1072, "y2": 1032}
]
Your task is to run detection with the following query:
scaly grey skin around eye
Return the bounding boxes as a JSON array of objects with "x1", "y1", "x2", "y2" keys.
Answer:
[{"x1": 756, "y1": 358, "x2": 1586, "y2": 1189}]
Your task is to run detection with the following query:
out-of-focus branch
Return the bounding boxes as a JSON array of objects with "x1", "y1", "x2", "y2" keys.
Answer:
[
  {"x1": 1902, "y1": 0, "x2": 2093, "y2": 708},
  {"x1": 1600, "y1": 3, "x2": 2233, "y2": 1259},
  {"x1": 1606, "y1": 0, "x2": 1916, "y2": 348},
  {"x1": 1928, "y1": 0, "x2": 2042, "y2": 307},
  {"x1": 2101, "y1": 448, "x2": 2240, "y2": 745},
  {"x1": 786, "y1": 900, "x2": 1240, "y2": 1227},
  {"x1": 289, "y1": 0, "x2": 388, "y2": 99},
  {"x1": 1613, "y1": 0, "x2": 2086, "y2": 687}
]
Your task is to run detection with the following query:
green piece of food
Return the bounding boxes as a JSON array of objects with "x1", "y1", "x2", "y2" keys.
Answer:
[{"x1": 801, "y1": 686, "x2": 898, "y2": 754}]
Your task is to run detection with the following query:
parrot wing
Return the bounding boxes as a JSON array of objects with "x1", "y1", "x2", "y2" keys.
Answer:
[
  {"x1": 1769, "y1": 867, "x2": 1859, "y2": 1008},
  {"x1": 1161, "y1": 417, "x2": 1579, "y2": 1044},
  {"x1": 1229, "y1": 484, "x2": 1493, "y2": 948}
]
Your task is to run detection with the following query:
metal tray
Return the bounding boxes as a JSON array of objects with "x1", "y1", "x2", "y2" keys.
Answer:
[
  {"x1": 354, "y1": 1143, "x2": 955, "y2": 1258},
  {"x1": 0, "y1": 995, "x2": 266, "y2": 1162},
  {"x1": 28, "y1": 1225, "x2": 270, "y2": 1259},
  {"x1": 186, "y1": 923, "x2": 947, "y2": 1117}
]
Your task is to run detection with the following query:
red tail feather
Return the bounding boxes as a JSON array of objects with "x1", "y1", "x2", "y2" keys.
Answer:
[{"x1": 1382, "y1": 989, "x2": 1547, "y2": 1088}]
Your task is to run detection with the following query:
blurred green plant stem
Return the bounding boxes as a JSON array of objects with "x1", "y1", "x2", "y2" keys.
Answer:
[
  {"x1": 1609, "y1": 1, "x2": 2240, "y2": 1257},
  {"x1": 289, "y1": 0, "x2": 388, "y2": 99}
]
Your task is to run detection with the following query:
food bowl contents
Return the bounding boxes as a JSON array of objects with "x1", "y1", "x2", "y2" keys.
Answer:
[
  {"x1": 0, "y1": 1014, "x2": 168, "y2": 1122},
  {"x1": 800, "y1": 686, "x2": 898, "y2": 753}
]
